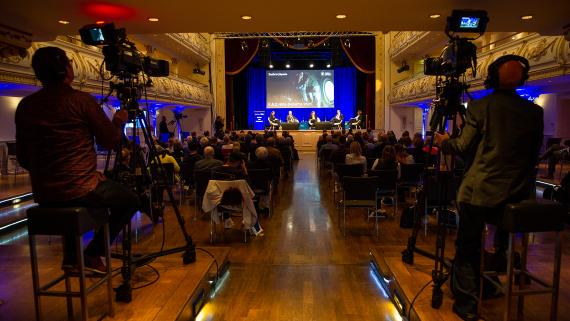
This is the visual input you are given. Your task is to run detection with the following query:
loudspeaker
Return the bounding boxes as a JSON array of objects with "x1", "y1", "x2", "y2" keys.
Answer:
[{"x1": 484, "y1": 54, "x2": 529, "y2": 89}]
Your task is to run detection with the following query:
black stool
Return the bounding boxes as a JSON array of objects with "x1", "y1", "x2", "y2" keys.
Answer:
[
  {"x1": 27, "y1": 206, "x2": 114, "y2": 321},
  {"x1": 479, "y1": 199, "x2": 566, "y2": 321}
]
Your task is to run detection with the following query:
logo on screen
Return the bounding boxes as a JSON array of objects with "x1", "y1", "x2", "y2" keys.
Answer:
[{"x1": 460, "y1": 17, "x2": 480, "y2": 29}]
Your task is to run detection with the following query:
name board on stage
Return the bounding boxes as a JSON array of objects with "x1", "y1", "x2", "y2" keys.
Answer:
[{"x1": 254, "y1": 110, "x2": 265, "y2": 130}]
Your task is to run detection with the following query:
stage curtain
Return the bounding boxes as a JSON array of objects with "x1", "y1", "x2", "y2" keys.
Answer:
[
  {"x1": 246, "y1": 67, "x2": 267, "y2": 129},
  {"x1": 334, "y1": 66, "x2": 357, "y2": 119},
  {"x1": 225, "y1": 39, "x2": 260, "y2": 75},
  {"x1": 340, "y1": 36, "x2": 375, "y2": 74}
]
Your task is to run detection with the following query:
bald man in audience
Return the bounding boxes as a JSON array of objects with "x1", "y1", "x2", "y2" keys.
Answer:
[
  {"x1": 194, "y1": 146, "x2": 223, "y2": 173},
  {"x1": 436, "y1": 55, "x2": 543, "y2": 321}
]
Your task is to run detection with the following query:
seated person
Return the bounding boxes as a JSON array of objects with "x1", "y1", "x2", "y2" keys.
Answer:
[
  {"x1": 194, "y1": 146, "x2": 224, "y2": 173},
  {"x1": 372, "y1": 145, "x2": 398, "y2": 171},
  {"x1": 394, "y1": 143, "x2": 414, "y2": 165},
  {"x1": 15, "y1": 47, "x2": 140, "y2": 273},
  {"x1": 318, "y1": 135, "x2": 338, "y2": 158},
  {"x1": 345, "y1": 141, "x2": 367, "y2": 172},
  {"x1": 348, "y1": 110, "x2": 364, "y2": 129},
  {"x1": 247, "y1": 147, "x2": 273, "y2": 211},
  {"x1": 308, "y1": 111, "x2": 320, "y2": 129},
  {"x1": 540, "y1": 139, "x2": 570, "y2": 179},
  {"x1": 212, "y1": 151, "x2": 248, "y2": 180},
  {"x1": 330, "y1": 110, "x2": 344, "y2": 128},
  {"x1": 152, "y1": 145, "x2": 181, "y2": 182},
  {"x1": 268, "y1": 111, "x2": 281, "y2": 129},
  {"x1": 286, "y1": 110, "x2": 299, "y2": 123}
]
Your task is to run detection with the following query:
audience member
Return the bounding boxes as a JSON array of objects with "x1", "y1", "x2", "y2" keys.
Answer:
[
  {"x1": 194, "y1": 146, "x2": 224, "y2": 172},
  {"x1": 345, "y1": 141, "x2": 367, "y2": 172},
  {"x1": 372, "y1": 145, "x2": 398, "y2": 171}
]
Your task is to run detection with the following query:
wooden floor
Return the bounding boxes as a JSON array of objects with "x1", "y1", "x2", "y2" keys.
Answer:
[
  {"x1": 0, "y1": 153, "x2": 569, "y2": 321},
  {"x1": 0, "y1": 173, "x2": 31, "y2": 200}
]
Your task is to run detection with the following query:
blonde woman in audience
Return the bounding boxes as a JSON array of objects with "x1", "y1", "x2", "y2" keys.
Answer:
[{"x1": 345, "y1": 141, "x2": 367, "y2": 172}]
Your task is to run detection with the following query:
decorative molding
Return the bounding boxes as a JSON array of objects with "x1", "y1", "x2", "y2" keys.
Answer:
[
  {"x1": 389, "y1": 34, "x2": 570, "y2": 105},
  {"x1": 389, "y1": 31, "x2": 430, "y2": 58},
  {"x1": 135, "y1": 33, "x2": 210, "y2": 64},
  {"x1": 0, "y1": 38, "x2": 212, "y2": 107},
  {"x1": 0, "y1": 24, "x2": 32, "y2": 59}
]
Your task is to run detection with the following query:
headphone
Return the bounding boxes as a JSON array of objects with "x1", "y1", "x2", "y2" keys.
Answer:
[{"x1": 484, "y1": 54, "x2": 530, "y2": 89}]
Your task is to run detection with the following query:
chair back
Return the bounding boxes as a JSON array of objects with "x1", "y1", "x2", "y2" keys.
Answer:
[
  {"x1": 248, "y1": 169, "x2": 271, "y2": 194},
  {"x1": 211, "y1": 171, "x2": 236, "y2": 181},
  {"x1": 6, "y1": 142, "x2": 16, "y2": 156},
  {"x1": 194, "y1": 170, "x2": 212, "y2": 198},
  {"x1": 319, "y1": 148, "x2": 335, "y2": 164},
  {"x1": 368, "y1": 169, "x2": 398, "y2": 191},
  {"x1": 342, "y1": 176, "x2": 379, "y2": 201},
  {"x1": 399, "y1": 163, "x2": 425, "y2": 185}
]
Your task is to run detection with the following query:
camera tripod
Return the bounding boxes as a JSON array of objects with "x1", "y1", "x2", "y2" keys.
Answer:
[
  {"x1": 103, "y1": 79, "x2": 196, "y2": 302},
  {"x1": 401, "y1": 75, "x2": 467, "y2": 309}
]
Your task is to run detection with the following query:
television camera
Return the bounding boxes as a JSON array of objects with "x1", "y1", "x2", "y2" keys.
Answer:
[
  {"x1": 78, "y1": 23, "x2": 196, "y2": 303},
  {"x1": 402, "y1": 9, "x2": 489, "y2": 310}
]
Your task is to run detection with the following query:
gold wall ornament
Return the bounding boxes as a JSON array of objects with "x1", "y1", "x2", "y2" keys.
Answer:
[
  {"x1": 0, "y1": 37, "x2": 212, "y2": 107},
  {"x1": 389, "y1": 34, "x2": 569, "y2": 106}
]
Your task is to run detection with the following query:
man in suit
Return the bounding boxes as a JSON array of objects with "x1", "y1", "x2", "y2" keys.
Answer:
[
  {"x1": 286, "y1": 110, "x2": 299, "y2": 123},
  {"x1": 331, "y1": 110, "x2": 344, "y2": 129},
  {"x1": 194, "y1": 146, "x2": 223, "y2": 173},
  {"x1": 436, "y1": 55, "x2": 543, "y2": 321},
  {"x1": 348, "y1": 110, "x2": 363, "y2": 129}
]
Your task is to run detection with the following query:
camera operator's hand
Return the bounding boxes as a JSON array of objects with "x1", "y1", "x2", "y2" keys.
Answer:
[
  {"x1": 435, "y1": 132, "x2": 450, "y2": 146},
  {"x1": 112, "y1": 110, "x2": 129, "y2": 127}
]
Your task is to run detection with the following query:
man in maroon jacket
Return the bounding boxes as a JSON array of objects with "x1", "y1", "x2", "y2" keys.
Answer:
[{"x1": 16, "y1": 46, "x2": 140, "y2": 273}]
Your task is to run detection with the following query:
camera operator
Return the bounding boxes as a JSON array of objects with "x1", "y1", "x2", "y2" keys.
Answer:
[
  {"x1": 435, "y1": 55, "x2": 543, "y2": 321},
  {"x1": 15, "y1": 46, "x2": 140, "y2": 274}
]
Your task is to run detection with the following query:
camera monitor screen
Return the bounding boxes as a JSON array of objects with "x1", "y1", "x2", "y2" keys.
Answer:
[
  {"x1": 266, "y1": 70, "x2": 334, "y2": 108},
  {"x1": 459, "y1": 17, "x2": 480, "y2": 29}
]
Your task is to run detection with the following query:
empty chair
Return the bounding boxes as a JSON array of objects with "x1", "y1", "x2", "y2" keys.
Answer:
[
  {"x1": 341, "y1": 176, "x2": 381, "y2": 238},
  {"x1": 368, "y1": 169, "x2": 398, "y2": 216}
]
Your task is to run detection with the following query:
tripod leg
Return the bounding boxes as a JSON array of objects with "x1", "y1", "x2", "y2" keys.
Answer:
[
  {"x1": 402, "y1": 187, "x2": 424, "y2": 264},
  {"x1": 116, "y1": 224, "x2": 133, "y2": 303}
]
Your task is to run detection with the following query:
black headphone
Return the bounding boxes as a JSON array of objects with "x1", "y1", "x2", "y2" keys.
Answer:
[{"x1": 484, "y1": 54, "x2": 530, "y2": 89}]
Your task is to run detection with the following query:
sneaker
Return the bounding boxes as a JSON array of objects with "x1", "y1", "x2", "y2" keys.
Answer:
[
  {"x1": 250, "y1": 222, "x2": 264, "y2": 236},
  {"x1": 224, "y1": 218, "x2": 234, "y2": 229}
]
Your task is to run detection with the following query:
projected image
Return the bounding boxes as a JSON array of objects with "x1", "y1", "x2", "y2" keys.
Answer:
[{"x1": 267, "y1": 70, "x2": 334, "y2": 108}]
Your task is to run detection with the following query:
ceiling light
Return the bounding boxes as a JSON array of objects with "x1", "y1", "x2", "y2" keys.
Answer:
[
  {"x1": 326, "y1": 64, "x2": 331, "y2": 68},
  {"x1": 309, "y1": 63, "x2": 314, "y2": 68},
  {"x1": 58, "y1": 20, "x2": 70, "y2": 25},
  {"x1": 148, "y1": 17, "x2": 159, "y2": 22},
  {"x1": 336, "y1": 14, "x2": 347, "y2": 19},
  {"x1": 429, "y1": 14, "x2": 441, "y2": 19},
  {"x1": 521, "y1": 15, "x2": 533, "y2": 20},
  {"x1": 269, "y1": 64, "x2": 274, "y2": 69},
  {"x1": 96, "y1": 20, "x2": 105, "y2": 25},
  {"x1": 241, "y1": 15, "x2": 252, "y2": 20},
  {"x1": 285, "y1": 64, "x2": 291, "y2": 68}
]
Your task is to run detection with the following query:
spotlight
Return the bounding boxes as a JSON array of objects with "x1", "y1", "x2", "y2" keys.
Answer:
[
  {"x1": 262, "y1": 39, "x2": 269, "y2": 48},
  {"x1": 58, "y1": 20, "x2": 70, "y2": 25},
  {"x1": 269, "y1": 64, "x2": 274, "y2": 69},
  {"x1": 148, "y1": 17, "x2": 159, "y2": 22},
  {"x1": 241, "y1": 15, "x2": 252, "y2": 20},
  {"x1": 521, "y1": 15, "x2": 533, "y2": 20},
  {"x1": 309, "y1": 63, "x2": 314, "y2": 68},
  {"x1": 336, "y1": 14, "x2": 347, "y2": 19},
  {"x1": 285, "y1": 64, "x2": 291, "y2": 68},
  {"x1": 326, "y1": 64, "x2": 331, "y2": 68},
  {"x1": 306, "y1": 39, "x2": 314, "y2": 48},
  {"x1": 429, "y1": 14, "x2": 441, "y2": 19},
  {"x1": 343, "y1": 38, "x2": 351, "y2": 48},
  {"x1": 397, "y1": 61, "x2": 410, "y2": 73},
  {"x1": 193, "y1": 64, "x2": 205, "y2": 75},
  {"x1": 240, "y1": 40, "x2": 248, "y2": 51}
]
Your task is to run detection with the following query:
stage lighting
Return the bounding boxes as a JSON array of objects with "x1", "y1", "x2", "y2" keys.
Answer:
[
  {"x1": 240, "y1": 40, "x2": 248, "y2": 51},
  {"x1": 343, "y1": 38, "x2": 351, "y2": 48},
  {"x1": 309, "y1": 63, "x2": 314, "y2": 68},
  {"x1": 269, "y1": 64, "x2": 274, "y2": 69},
  {"x1": 326, "y1": 64, "x2": 331, "y2": 68},
  {"x1": 285, "y1": 64, "x2": 291, "y2": 68}
]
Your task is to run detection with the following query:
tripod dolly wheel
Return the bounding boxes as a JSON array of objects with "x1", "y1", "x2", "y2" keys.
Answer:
[{"x1": 115, "y1": 283, "x2": 132, "y2": 303}]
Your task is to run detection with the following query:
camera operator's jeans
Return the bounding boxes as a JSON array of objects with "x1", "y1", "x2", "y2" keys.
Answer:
[
  {"x1": 452, "y1": 203, "x2": 508, "y2": 313},
  {"x1": 42, "y1": 179, "x2": 140, "y2": 265}
]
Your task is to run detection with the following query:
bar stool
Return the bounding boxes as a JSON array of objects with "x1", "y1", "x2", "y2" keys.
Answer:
[
  {"x1": 27, "y1": 206, "x2": 115, "y2": 321},
  {"x1": 479, "y1": 199, "x2": 566, "y2": 321}
]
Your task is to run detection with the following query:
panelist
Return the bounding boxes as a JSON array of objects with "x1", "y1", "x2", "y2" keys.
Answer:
[
  {"x1": 330, "y1": 110, "x2": 344, "y2": 129},
  {"x1": 286, "y1": 110, "x2": 299, "y2": 123},
  {"x1": 268, "y1": 110, "x2": 281, "y2": 130},
  {"x1": 308, "y1": 111, "x2": 320, "y2": 129},
  {"x1": 348, "y1": 110, "x2": 364, "y2": 129}
]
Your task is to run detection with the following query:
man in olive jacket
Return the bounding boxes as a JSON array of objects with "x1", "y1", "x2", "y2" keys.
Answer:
[{"x1": 436, "y1": 55, "x2": 543, "y2": 321}]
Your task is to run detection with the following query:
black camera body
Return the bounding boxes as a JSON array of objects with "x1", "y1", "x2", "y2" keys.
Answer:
[
  {"x1": 79, "y1": 23, "x2": 169, "y2": 78},
  {"x1": 424, "y1": 10, "x2": 488, "y2": 78}
]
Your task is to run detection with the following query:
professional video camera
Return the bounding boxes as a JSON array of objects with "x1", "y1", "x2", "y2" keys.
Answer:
[
  {"x1": 402, "y1": 9, "x2": 489, "y2": 310},
  {"x1": 424, "y1": 10, "x2": 488, "y2": 77},
  {"x1": 79, "y1": 23, "x2": 169, "y2": 77}
]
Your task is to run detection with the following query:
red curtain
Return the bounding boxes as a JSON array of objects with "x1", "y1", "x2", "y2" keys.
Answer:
[
  {"x1": 340, "y1": 36, "x2": 375, "y2": 74},
  {"x1": 225, "y1": 39, "x2": 260, "y2": 75}
]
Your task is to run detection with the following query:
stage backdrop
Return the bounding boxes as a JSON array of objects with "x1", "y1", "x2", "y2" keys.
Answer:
[{"x1": 243, "y1": 66, "x2": 356, "y2": 129}]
